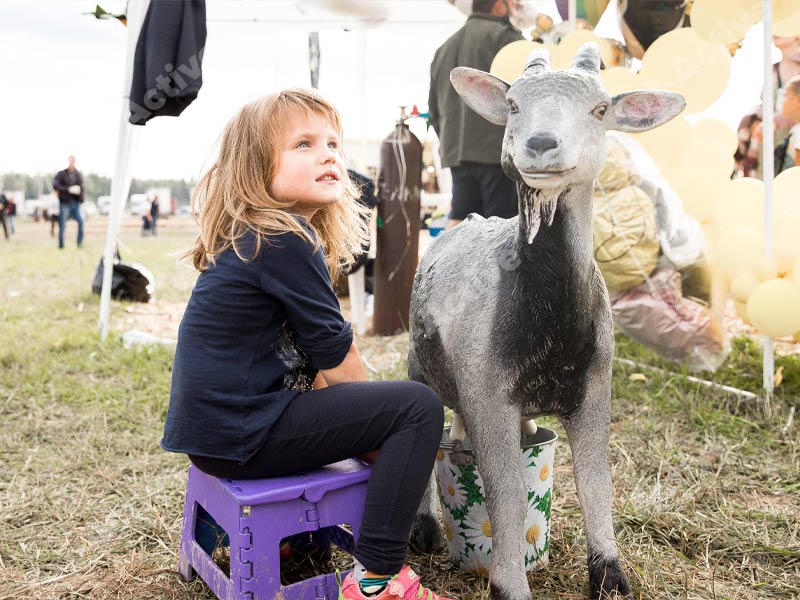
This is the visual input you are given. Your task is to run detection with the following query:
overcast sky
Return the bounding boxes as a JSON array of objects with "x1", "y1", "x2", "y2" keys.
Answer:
[{"x1": 0, "y1": 0, "x2": 768, "y2": 183}]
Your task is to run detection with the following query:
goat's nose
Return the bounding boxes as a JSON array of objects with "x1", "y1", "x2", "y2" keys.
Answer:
[{"x1": 525, "y1": 134, "x2": 559, "y2": 156}]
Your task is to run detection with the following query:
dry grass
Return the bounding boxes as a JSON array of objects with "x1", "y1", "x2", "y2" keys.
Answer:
[{"x1": 0, "y1": 218, "x2": 798, "y2": 599}]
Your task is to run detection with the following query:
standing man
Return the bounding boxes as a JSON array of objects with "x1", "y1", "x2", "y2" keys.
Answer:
[
  {"x1": 150, "y1": 195, "x2": 160, "y2": 236},
  {"x1": 0, "y1": 193, "x2": 9, "y2": 241},
  {"x1": 52, "y1": 155, "x2": 85, "y2": 249},
  {"x1": 428, "y1": 0, "x2": 523, "y2": 229}
]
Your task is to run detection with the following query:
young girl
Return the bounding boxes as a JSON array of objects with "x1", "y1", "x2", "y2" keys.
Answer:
[{"x1": 161, "y1": 89, "x2": 452, "y2": 600}]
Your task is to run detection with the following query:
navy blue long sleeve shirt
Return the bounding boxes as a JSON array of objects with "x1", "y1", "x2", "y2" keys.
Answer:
[{"x1": 161, "y1": 225, "x2": 352, "y2": 464}]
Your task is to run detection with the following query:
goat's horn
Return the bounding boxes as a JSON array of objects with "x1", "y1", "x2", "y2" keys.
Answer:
[
  {"x1": 523, "y1": 48, "x2": 551, "y2": 76},
  {"x1": 572, "y1": 42, "x2": 602, "y2": 75}
]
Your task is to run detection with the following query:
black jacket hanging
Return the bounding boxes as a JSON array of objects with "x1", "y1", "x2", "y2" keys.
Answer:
[{"x1": 129, "y1": 0, "x2": 207, "y2": 125}]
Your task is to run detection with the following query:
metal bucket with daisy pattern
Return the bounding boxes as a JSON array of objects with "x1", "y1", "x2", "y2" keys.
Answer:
[{"x1": 434, "y1": 426, "x2": 557, "y2": 573}]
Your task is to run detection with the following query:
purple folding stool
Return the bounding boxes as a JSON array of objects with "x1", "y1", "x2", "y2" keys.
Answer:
[{"x1": 178, "y1": 459, "x2": 372, "y2": 600}]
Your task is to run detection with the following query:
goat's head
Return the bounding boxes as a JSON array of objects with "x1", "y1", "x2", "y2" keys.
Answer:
[{"x1": 450, "y1": 43, "x2": 685, "y2": 192}]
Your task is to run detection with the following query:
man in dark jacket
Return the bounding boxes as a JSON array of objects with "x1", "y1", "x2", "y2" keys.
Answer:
[
  {"x1": 429, "y1": 0, "x2": 523, "y2": 229},
  {"x1": 0, "y1": 193, "x2": 9, "y2": 241},
  {"x1": 52, "y1": 155, "x2": 85, "y2": 249}
]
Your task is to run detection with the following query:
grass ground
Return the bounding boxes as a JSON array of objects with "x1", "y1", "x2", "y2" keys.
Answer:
[{"x1": 0, "y1": 218, "x2": 798, "y2": 599}]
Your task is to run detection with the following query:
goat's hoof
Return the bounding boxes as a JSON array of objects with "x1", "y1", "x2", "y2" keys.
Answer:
[
  {"x1": 489, "y1": 583, "x2": 532, "y2": 600},
  {"x1": 408, "y1": 513, "x2": 444, "y2": 554},
  {"x1": 588, "y1": 554, "x2": 633, "y2": 599}
]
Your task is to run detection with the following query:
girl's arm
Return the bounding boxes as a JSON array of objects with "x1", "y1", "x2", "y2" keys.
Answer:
[{"x1": 319, "y1": 342, "x2": 368, "y2": 386}]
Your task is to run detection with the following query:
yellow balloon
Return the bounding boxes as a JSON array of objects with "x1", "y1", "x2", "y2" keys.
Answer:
[
  {"x1": 714, "y1": 227, "x2": 764, "y2": 279},
  {"x1": 794, "y1": 256, "x2": 800, "y2": 283},
  {"x1": 634, "y1": 116, "x2": 691, "y2": 173},
  {"x1": 691, "y1": 119, "x2": 739, "y2": 155},
  {"x1": 774, "y1": 240, "x2": 800, "y2": 277},
  {"x1": 552, "y1": 30, "x2": 613, "y2": 70},
  {"x1": 754, "y1": 257, "x2": 779, "y2": 281},
  {"x1": 668, "y1": 168, "x2": 720, "y2": 224},
  {"x1": 730, "y1": 271, "x2": 760, "y2": 303},
  {"x1": 774, "y1": 0, "x2": 800, "y2": 37},
  {"x1": 777, "y1": 210, "x2": 800, "y2": 247},
  {"x1": 601, "y1": 67, "x2": 639, "y2": 96},
  {"x1": 691, "y1": 0, "x2": 759, "y2": 45},
  {"x1": 639, "y1": 28, "x2": 731, "y2": 114},
  {"x1": 714, "y1": 178, "x2": 764, "y2": 233},
  {"x1": 775, "y1": 167, "x2": 800, "y2": 219},
  {"x1": 734, "y1": 300, "x2": 752, "y2": 325},
  {"x1": 680, "y1": 139, "x2": 734, "y2": 181},
  {"x1": 746, "y1": 278, "x2": 800, "y2": 338},
  {"x1": 491, "y1": 40, "x2": 545, "y2": 83}
]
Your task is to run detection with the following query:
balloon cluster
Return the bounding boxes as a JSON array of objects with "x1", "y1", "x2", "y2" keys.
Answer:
[{"x1": 490, "y1": 1, "x2": 800, "y2": 339}]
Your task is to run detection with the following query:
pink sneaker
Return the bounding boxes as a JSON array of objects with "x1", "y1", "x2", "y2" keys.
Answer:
[{"x1": 339, "y1": 565, "x2": 455, "y2": 600}]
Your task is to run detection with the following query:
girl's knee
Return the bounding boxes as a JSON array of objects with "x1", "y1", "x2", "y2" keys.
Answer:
[{"x1": 403, "y1": 381, "x2": 444, "y2": 427}]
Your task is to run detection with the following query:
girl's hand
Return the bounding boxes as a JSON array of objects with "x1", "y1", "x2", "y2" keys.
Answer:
[{"x1": 313, "y1": 372, "x2": 328, "y2": 390}]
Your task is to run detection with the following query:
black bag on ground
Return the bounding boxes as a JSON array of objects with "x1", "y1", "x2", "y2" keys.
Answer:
[{"x1": 91, "y1": 251, "x2": 154, "y2": 302}]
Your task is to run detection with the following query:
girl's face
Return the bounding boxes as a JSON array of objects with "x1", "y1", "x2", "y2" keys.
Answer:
[{"x1": 271, "y1": 111, "x2": 346, "y2": 214}]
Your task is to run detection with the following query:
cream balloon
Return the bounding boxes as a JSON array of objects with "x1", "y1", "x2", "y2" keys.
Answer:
[
  {"x1": 794, "y1": 256, "x2": 800, "y2": 283},
  {"x1": 600, "y1": 67, "x2": 639, "y2": 96},
  {"x1": 491, "y1": 40, "x2": 545, "y2": 83},
  {"x1": 690, "y1": 0, "x2": 759, "y2": 45},
  {"x1": 777, "y1": 211, "x2": 800, "y2": 248},
  {"x1": 691, "y1": 119, "x2": 739, "y2": 155},
  {"x1": 714, "y1": 227, "x2": 764, "y2": 279},
  {"x1": 668, "y1": 168, "x2": 720, "y2": 224},
  {"x1": 734, "y1": 300, "x2": 752, "y2": 325},
  {"x1": 714, "y1": 178, "x2": 763, "y2": 233},
  {"x1": 774, "y1": 0, "x2": 800, "y2": 37},
  {"x1": 774, "y1": 240, "x2": 800, "y2": 277},
  {"x1": 754, "y1": 257, "x2": 779, "y2": 281},
  {"x1": 730, "y1": 272, "x2": 760, "y2": 303},
  {"x1": 638, "y1": 28, "x2": 731, "y2": 114},
  {"x1": 746, "y1": 279, "x2": 800, "y2": 338},
  {"x1": 552, "y1": 30, "x2": 613, "y2": 70},
  {"x1": 634, "y1": 116, "x2": 691, "y2": 173},
  {"x1": 775, "y1": 167, "x2": 800, "y2": 219},
  {"x1": 680, "y1": 139, "x2": 735, "y2": 181}
]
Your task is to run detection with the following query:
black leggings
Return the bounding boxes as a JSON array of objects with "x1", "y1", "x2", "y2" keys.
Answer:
[{"x1": 190, "y1": 380, "x2": 444, "y2": 574}]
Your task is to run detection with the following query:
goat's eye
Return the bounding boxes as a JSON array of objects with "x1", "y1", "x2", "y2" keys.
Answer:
[
  {"x1": 508, "y1": 99, "x2": 519, "y2": 114},
  {"x1": 592, "y1": 103, "x2": 608, "y2": 120}
]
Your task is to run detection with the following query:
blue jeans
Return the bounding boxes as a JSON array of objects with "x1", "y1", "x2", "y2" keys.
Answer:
[{"x1": 58, "y1": 200, "x2": 84, "y2": 248}]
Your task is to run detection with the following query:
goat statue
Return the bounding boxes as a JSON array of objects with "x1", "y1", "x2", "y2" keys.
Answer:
[{"x1": 408, "y1": 43, "x2": 685, "y2": 600}]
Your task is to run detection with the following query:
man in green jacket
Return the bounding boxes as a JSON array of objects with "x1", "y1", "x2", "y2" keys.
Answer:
[{"x1": 428, "y1": 0, "x2": 523, "y2": 229}]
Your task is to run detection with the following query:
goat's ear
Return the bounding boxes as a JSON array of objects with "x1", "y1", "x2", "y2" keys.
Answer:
[
  {"x1": 450, "y1": 67, "x2": 510, "y2": 126},
  {"x1": 607, "y1": 91, "x2": 686, "y2": 133}
]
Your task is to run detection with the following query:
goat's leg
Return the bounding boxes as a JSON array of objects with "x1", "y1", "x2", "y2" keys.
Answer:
[
  {"x1": 407, "y1": 348, "x2": 445, "y2": 553},
  {"x1": 463, "y1": 401, "x2": 530, "y2": 600},
  {"x1": 561, "y1": 376, "x2": 631, "y2": 599}
]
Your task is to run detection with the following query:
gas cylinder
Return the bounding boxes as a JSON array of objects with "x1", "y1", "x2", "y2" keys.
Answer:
[{"x1": 373, "y1": 115, "x2": 422, "y2": 336}]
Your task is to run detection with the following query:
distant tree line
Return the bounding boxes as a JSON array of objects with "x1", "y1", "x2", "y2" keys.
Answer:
[{"x1": 0, "y1": 173, "x2": 196, "y2": 205}]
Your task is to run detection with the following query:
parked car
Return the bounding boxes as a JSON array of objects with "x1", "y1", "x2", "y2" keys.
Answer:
[{"x1": 97, "y1": 195, "x2": 112, "y2": 215}]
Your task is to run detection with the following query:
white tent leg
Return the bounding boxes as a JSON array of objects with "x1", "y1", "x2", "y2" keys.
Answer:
[
  {"x1": 99, "y1": 0, "x2": 151, "y2": 341},
  {"x1": 348, "y1": 267, "x2": 367, "y2": 335},
  {"x1": 761, "y1": 0, "x2": 775, "y2": 400}
]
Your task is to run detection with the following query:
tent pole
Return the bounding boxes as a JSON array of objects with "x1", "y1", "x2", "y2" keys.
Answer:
[
  {"x1": 761, "y1": 0, "x2": 775, "y2": 403},
  {"x1": 99, "y1": 0, "x2": 150, "y2": 341},
  {"x1": 569, "y1": 0, "x2": 577, "y2": 30}
]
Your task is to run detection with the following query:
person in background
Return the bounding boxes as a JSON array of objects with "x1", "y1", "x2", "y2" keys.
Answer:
[
  {"x1": 51, "y1": 155, "x2": 85, "y2": 249},
  {"x1": 428, "y1": 0, "x2": 523, "y2": 229},
  {"x1": 47, "y1": 192, "x2": 60, "y2": 238},
  {"x1": 773, "y1": 35, "x2": 800, "y2": 113},
  {"x1": 0, "y1": 193, "x2": 9, "y2": 241},
  {"x1": 750, "y1": 74, "x2": 800, "y2": 176},
  {"x1": 150, "y1": 196, "x2": 160, "y2": 236},
  {"x1": 6, "y1": 196, "x2": 17, "y2": 235}
]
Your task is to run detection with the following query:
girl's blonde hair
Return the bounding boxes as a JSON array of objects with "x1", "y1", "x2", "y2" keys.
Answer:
[{"x1": 182, "y1": 89, "x2": 371, "y2": 275}]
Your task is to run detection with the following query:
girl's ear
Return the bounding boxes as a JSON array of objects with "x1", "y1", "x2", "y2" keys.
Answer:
[{"x1": 449, "y1": 67, "x2": 511, "y2": 126}]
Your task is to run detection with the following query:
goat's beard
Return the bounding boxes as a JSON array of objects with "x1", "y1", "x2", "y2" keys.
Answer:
[{"x1": 519, "y1": 184, "x2": 560, "y2": 244}]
